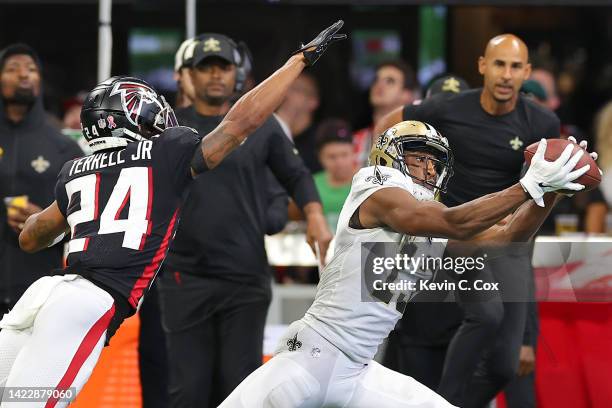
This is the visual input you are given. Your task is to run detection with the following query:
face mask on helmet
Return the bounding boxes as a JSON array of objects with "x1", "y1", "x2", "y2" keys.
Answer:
[
  {"x1": 398, "y1": 140, "x2": 453, "y2": 196},
  {"x1": 368, "y1": 121, "x2": 454, "y2": 200},
  {"x1": 137, "y1": 94, "x2": 179, "y2": 135}
]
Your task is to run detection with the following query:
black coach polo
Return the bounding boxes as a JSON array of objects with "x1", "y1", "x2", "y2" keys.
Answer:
[
  {"x1": 403, "y1": 89, "x2": 560, "y2": 206},
  {"x1": 165, "y1": 107, "x2": 319, "y2": 285}
]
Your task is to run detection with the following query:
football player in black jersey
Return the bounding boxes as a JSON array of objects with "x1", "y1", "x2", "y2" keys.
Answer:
[{"x1": 0, "y1": 21, "x2": 346, "y2": 406}]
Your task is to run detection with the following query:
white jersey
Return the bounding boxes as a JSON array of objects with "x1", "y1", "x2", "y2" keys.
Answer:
[{"x1": 302, "y1": 165, "x2": 447, "y2": 364}]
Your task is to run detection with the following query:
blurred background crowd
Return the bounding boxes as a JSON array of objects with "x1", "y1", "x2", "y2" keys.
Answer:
[{"x1": 1, "y1": 1, "x2": 612, "y2": 407}]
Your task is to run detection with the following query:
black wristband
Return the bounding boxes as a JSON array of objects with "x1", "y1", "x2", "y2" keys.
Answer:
[{"x1": 190, "y1": 142, "x2": 209, "y2": 175}]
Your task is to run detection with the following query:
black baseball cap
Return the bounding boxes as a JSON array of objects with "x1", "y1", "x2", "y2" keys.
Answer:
[
  {"x1": 191, "y1": 33, "x2": 241, "y2": 67},
  {"x1": 426, "y1": 75, "x2": 470, "y2": 98}
]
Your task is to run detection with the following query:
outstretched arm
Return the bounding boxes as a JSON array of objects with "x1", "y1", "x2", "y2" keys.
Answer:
[
  {"x1": 457, "y1": 193, "x2": 561, "y2": 244},
  {"x1": 361, "y1": 183, "x2": 530, "y2": 241},
  {"x1": 19, "y1": 201, "x2": 69, "y2": 253},
  {"x1": 361, "y1": 138, "x2": 592, "y2": 241},
  {"x1": 199, "y1": 55, "x2": 307, "y2": 170},
  {"x1": 191, "y1": 21, "x2": 346, "y2": 174}
]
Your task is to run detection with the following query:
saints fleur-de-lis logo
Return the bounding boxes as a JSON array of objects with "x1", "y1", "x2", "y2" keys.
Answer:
[
  {"x1": 509, "y1": 136, "x2": 524, "y2": 151},
  {"x1": 203, "y1": 37, "x2": 221, "y2": 52},
  {"x1": 366, "y1": 166, "x2": 391, "y2": 186},
  {"x1": 287, "y1": 333, "x2": 302, "y2": 351},
  {"x1": 375, "y1": 135, "x2": 389, "y2": 150},
  {"x1": 31, "y1": 155, "x2": 50, "y2": 173},
  {"x1": 442, "y1": 77, "x2": 461, "y2": 93}
]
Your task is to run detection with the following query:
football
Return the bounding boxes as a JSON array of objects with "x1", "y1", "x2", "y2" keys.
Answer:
[{"x1": 524, "y1": 138, "x2": 601, "y2": 192}]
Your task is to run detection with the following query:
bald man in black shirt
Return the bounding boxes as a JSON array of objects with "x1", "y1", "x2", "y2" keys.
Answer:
[{"x1": 378, "y1": 34, "x2": 559, "y2": 407}]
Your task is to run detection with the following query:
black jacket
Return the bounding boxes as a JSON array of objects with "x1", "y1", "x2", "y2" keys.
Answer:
[{"x1": 0, "y1": 95, "x2": 82, "y2": 306}]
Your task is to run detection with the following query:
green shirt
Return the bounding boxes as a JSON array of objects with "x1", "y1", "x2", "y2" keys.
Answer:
[{"x1": 313, "y1": 171, "x2": 352, "y2": 231}]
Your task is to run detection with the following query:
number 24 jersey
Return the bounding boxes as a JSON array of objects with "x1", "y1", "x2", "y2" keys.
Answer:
[{"x1": 54, "y1": 127, "x2": 200, "y2": 310}]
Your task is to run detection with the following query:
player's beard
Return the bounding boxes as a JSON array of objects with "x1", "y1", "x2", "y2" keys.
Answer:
[
  {"x1": 201, "y1": 84, "x2": 232, "y2": 107},
  {"x1": 4, "y1": 88, "x2": 37, "y2": 106}
]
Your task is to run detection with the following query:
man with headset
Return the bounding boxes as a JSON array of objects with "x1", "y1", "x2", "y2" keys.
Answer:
[{"x1": 155, "y1": 33, "x2": 332, "y2": 408}]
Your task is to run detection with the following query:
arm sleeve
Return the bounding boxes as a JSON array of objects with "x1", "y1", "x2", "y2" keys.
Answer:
[
  {"x1": 265, "y1": 121, "x2": 321, "y2": 209},
  {"x1": 158, "y1": 126, "x2": 202, "y2": 187},
  {"x1": 264, "y1": 170, "x2": 289, "y2": 235}
]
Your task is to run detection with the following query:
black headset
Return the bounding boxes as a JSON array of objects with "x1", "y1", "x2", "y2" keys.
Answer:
[{"x1": 235, "y1": 41, "x2": 253, "y2": 93}]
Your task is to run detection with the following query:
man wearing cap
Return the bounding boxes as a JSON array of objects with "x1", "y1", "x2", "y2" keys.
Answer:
[
  {"x1": 377, "y1": 34, "x2": 561, "y2": 407},
  {"x1": 0, "y1": 43, "x2": 82, "y2": 316},
  {"x1": 155, "y1": 33, "x2": 332, "y2": 407},
  {"x1": 140, "y1": 33, "x2": 292, "y2": 408}
]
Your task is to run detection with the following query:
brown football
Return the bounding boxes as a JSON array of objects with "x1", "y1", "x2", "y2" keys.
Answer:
[{"x1": 524, "y1": 138, "x2": 601, "y2": 192}]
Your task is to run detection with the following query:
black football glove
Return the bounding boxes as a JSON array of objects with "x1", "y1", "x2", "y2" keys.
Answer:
[{"x1": 293, "y1": 20, "x2": 347, "y2": 67}]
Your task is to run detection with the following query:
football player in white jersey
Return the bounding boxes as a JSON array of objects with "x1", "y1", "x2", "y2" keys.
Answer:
[{"x1": 220, "y1": 121, "x2": 593, "y2": 408}]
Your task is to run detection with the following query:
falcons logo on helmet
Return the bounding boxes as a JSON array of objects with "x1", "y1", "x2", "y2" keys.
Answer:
[{"x1": 110, "y1": 81, "x2": 162, "y2": 127}]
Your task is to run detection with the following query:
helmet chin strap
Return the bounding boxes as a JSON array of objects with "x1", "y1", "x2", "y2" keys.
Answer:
[
  {"x1": 88, "y1": 137, "x2": 129, "y2": 153},
  {"x1": 411, "y1": 183, "x2": 435, "y2": 201},
  {"x1": 122, "y1": 128, "x2": 148, "y2": 142},
  {"x1": 400, "y1": 161, "x2": 436, "y2": 201},
  {"x1": 88, "y1": 129, "x2": 148, "y2": 153}
]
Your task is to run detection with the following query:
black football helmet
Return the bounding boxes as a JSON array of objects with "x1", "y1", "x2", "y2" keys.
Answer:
[{"x1": 80, "y1": 76, "x2": 178, "y2": 152}]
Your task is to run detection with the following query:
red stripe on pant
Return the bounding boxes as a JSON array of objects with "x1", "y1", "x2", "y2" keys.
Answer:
[{"x1": 44, "y1": 304, "x2": 115, "y2": 408}]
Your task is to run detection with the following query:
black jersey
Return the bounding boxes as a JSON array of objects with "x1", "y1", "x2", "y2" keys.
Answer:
[
  {"x1": 54, "y1": 127, "x2": 200, "y2": 310},
  {"x1": 403, "y1": 89, "x2": 560, "y2": 206}
]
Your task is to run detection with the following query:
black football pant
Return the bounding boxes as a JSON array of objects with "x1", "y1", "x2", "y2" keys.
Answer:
[
  {"x1": 382, "y1": 300, "x2": 463, "y2": 391},
  {"x1": 138, "y1": 279, "x2": 169, "y2": 408},
  {"x1": 382, "y1": 331, "x2": 448, "y2": 391},
  {"x1": 158, "y1": 269, "x2": 271, "y2": 408},
  {"x1": 437, "y1": 251, "x2": 531, "y2": 408}
]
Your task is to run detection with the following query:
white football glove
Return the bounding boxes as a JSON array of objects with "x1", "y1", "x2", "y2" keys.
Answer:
[
  {"x1": 560, "y1": 136, "x2": 600, "y2": 197},
  {"x1": 568, "y1": 136, "x2": 599, "y2": 162},
  {"x1": 520, "y1": 138, "x2": 590, "y2": 207}
]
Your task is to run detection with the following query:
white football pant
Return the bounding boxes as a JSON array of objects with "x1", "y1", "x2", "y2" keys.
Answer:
[
  {"x1": 219, "y1": 320, "x2": 457, "y2": 408},
  {"x1": 0, "y1": 275, "x2": 114, "y2": 408}
]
